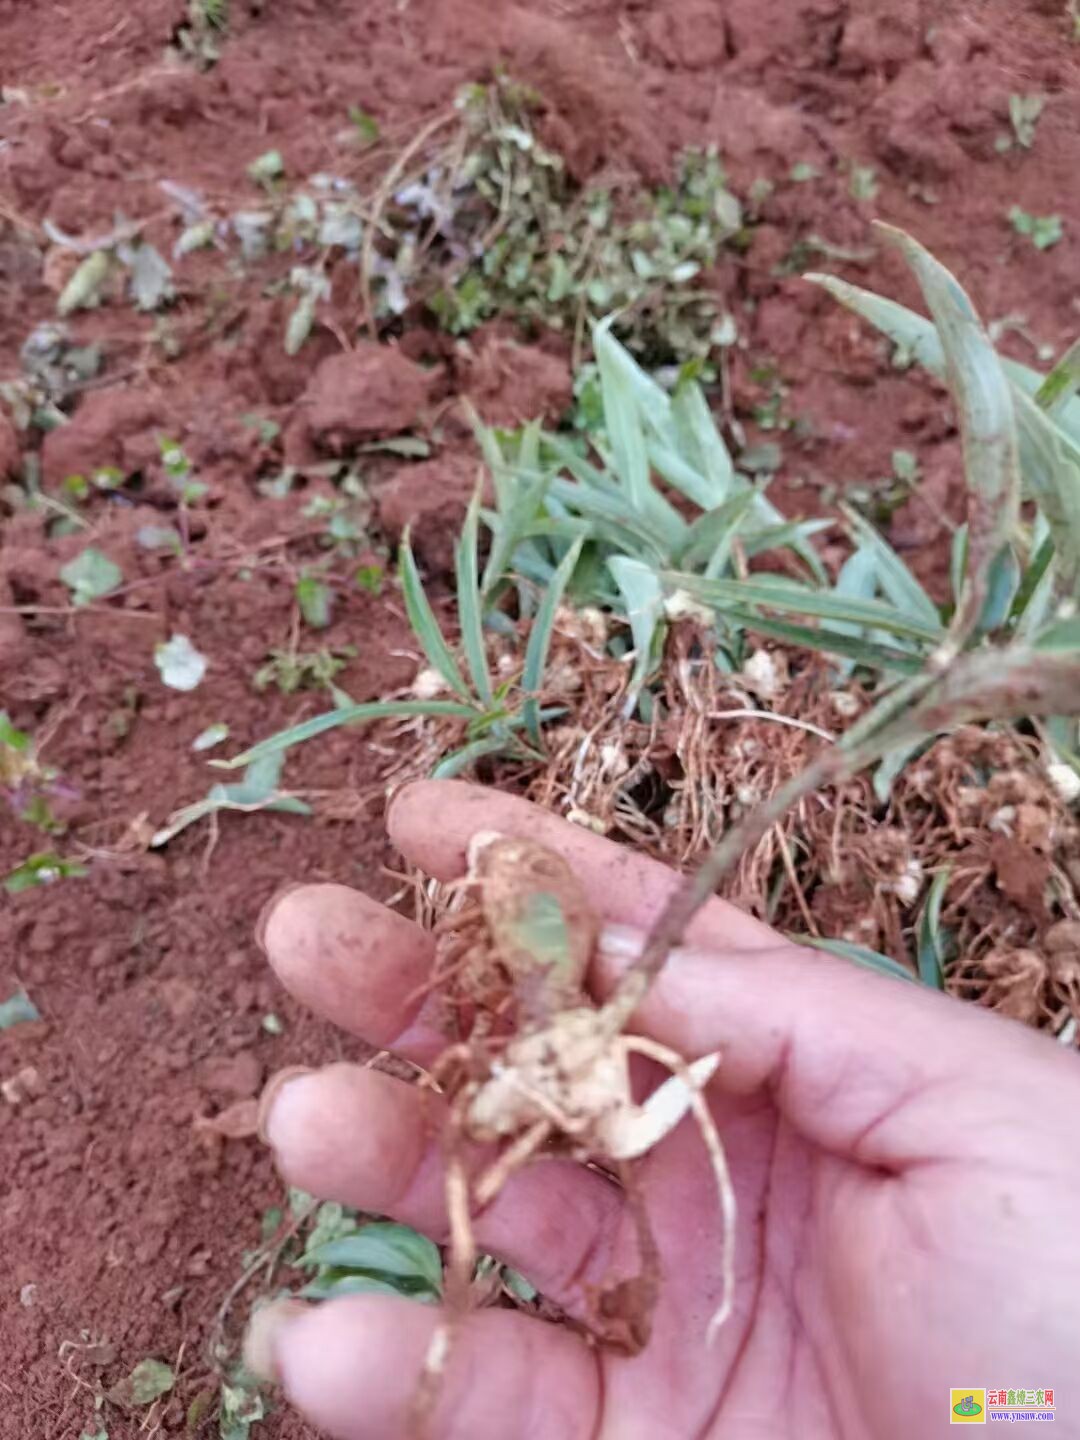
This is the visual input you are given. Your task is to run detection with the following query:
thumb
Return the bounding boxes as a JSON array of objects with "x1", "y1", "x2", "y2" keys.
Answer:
[{"x1": 593, "y1": 926, "x2": 1080, "y2": 1170}]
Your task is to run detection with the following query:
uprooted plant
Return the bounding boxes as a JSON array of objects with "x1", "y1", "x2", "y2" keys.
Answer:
[
  {"x1": 399, "y1": 222, "x2": 1080, "y2": 1424},
  {"x1": 193, "y1": 221, "x2": 1080, "y2": 1420},
  {"x1": 409, "y1": 831, "x2": 734, "y2": 1431}
]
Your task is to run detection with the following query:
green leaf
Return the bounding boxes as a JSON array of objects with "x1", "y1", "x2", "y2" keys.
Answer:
[
  {"x1": 502, "y1": 1267, "x2": 538, "y2": 1303},
  {"x1": 4, "y1": 853, "x2": 87, "y2": 894},
  {"x1": 1010, "y1": 535, "x2": 1054, "y2": 624},
  {"x1": 1008, "y1": 206, "x2": 1063, "y2": 250},
  {"x1": 216, "y1": 700, "x2": 477, "y2": 770},
  {"x1": 0, "y1": 712, "x2": 31, "y2": 752},
  {"x1": 596, "y1": 344, "x2": 649, "y2": 514},
  {"x1": 795, "y1": 935, "x2": 918, "y2": 983},
  {"x1": 300, "y1": 1270, "x2": 430, "y2": 1301},
  {"x1": 455, "y1": 492, "x2": 493, "y2": 706},
  {"x1": 840, "y1": 506, "x2": 940, "y2": 628},
  {"x1": 1034, "y1": 335, "x2": 1080, "y2": 419},
  {"x1": 219, "y1": 1373, "x2": 266, "y2": 1440},
  {"x1": 59, "y1": 547, "x2": 122, "y2": 605},
  {"x1": 808, "y1": 270, "x2": 1080, "y2": 441},
  {"x1": 303, "y1": 1222, "x2": 443, "y2": 1292},
  {"x1": 399, "y1": 535, "x2": 472, "y2": 701},
  {"x1": 664, "y1": 571, "x2": 945, "y2": 646},
  {"x1": 880, "y1": 224, "x2": 1020, "y2": 647},
  {"x1": 248, "y1": 149, "x2": 285, "y2": 185},
  {"x1": 296, "y1": 574, "x2": 333, "y2": 629},
  {"x1": 609, "y1": 555, "x2": 665, "y2": 708},
  {"x1": 669, "y1": 379, "x2": 734, "y2": 502},
  {"x1": 1010, "y1": 386, "x2": 1080, "y2": 598},
  {"x1": 0, "y1": 988, "x2": 41, "y2": 1028},
  {"x1": 348, "y1": 106, "x2": 381, "y2": 146},
  {"x1": 431, "y1": 734, "x2": 511, "y2": 779},
  {"x1": 149, "y1": 754, "x2": 313, "y2": 847},
  {"x1": 712, "y1": 610, "x2": 925, "y2": 675},
  {"x1": 677, "y1": 490, "x2": 756, "y2": 571},
  {"x1": 108, "y1": 1357, "x2": 175, "y2": 1409},
  {"x1": 916, "y1": 867, "x2": 952, "y2": 989},
  {"x1": 192, "y1": 722, "x2": 229, "y2": 752},
  {"x1": 522, "y1": 536, "x2": 584, "y2": 742}
]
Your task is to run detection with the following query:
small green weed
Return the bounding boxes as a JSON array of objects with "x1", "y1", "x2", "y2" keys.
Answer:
[
  {"x1": 1008, "y1": 206, "x2": 1065, "y2": 250},
  {"x1": 0, "y1": 987, "x2": 41, "y2": 1028},
  {"x1": 1, "y1": 711, "x2": 69, "y2": 833},
  {"x1": 4, "y1": 852, "x2": 87, "y2": 894},
  {"x1": 59, "y1": 547, "x2": 122, "y2": 606},
  {"x1": 253, "y1": 647, "x2": 354, "y2": 694},
  {"x1": 175, "y1": 0, "x2": 229, "y2": 67}
]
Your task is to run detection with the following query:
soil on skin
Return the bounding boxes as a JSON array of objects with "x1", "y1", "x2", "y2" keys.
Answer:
[{"x1": 2, "y1": 1, "x2": 1080, "y2": 1435}]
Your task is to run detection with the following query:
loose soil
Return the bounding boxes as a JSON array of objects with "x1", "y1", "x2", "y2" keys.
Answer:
[{"x1": 2, "y1": 1, "x2": 1080, "y2": 1435}]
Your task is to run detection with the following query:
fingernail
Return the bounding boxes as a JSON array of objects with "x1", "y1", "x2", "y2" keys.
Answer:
[
  {"x1": 255, "y1": 882, "x2": 305, "y2": 955},
  {"x1": 597, "y1": 922, "x2": 648, "y2": 960},
  {"x1": 257, "y1": 1065, "x2": 315, "y2": 1146},
  {"x1": 385, "y1": 778, "x2": 422, "y2": 834},
  {"x1": 243, "y1": 1298, "x2": 308, "y2": 1383}
]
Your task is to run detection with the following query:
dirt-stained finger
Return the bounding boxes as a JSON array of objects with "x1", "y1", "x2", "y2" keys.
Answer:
[
  {"x1": 261, "y1": 1062, "x2": 624, "y2": 1310},
  {"x1": 388, "y1": 780, "x2": 779, "y2": 952},
  {"x1": 272, "y1": 1294, "x2": 600, "y2": 1440},
  {"x1": 259, "y1": 882, "x2": 436, "y2": 1052}
]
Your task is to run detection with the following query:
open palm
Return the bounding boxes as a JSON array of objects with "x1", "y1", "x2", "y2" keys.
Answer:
[{"x1": 253, "y1": 782, "x2": 1080, "y2": 1439}]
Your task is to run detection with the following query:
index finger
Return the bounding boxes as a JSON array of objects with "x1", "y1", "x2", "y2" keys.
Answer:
[{"x1": 388, "y1": 779, "x2": 780, "y2": 952}]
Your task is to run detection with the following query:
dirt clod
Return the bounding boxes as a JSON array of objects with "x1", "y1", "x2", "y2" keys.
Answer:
[
  {"x1": 376, "y1": 453, "x2": 481, "y2": 575},
  {"x1": 40, "y1": 389, "x2": 165, "y2": 488},
  {"x1": 300, "y1": 343, "x2": 432, "y2": 454}
]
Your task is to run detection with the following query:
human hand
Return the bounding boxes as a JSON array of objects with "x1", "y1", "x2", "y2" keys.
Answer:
[{"x1": 252, "y1": 780, "x2": 1080, "y2": 1439}]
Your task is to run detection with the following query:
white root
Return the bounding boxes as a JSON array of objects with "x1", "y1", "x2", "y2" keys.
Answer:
[
  {"x1": 620, "y1": 1036, "x2": 736, "y2": 1343},
  {"x1": 598, "y1": 1051, "x2": 721, "y2": 1160}
]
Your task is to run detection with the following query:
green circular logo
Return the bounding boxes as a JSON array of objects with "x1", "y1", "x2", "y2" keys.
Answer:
[{"x1": 953, "y1": 1399, "x2": 983, "y2": 1417}]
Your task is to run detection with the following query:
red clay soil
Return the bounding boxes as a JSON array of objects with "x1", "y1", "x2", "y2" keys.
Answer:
[{"x1": 2, "y1": 1, "x2": 1080, "y2": 1435}]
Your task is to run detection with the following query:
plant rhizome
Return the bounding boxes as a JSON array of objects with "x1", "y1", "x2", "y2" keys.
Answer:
[{"x1": 409, "y1": 831, "x2": 735, "y2": 1431}]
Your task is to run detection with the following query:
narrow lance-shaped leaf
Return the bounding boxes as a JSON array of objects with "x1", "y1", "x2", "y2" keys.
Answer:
[
  {"x1": 796, "y1": 935, "x2": 919, "y2": 985},
  {"x1": 455, "y1": 490, "x2": 493, "y2": 706},
  {"x1": 399, "y1": 533, "x2": 472, "y2": 701},
  {"x1": 594, "y1": 320, "x2": 653, "y2": 517},
  {"x1": 522, "y1": 536, "x2": 584, "y2": 744},
  {"x1": 215, "y1": 700, "x2": 478, "y2": 770},
  {"x1": 808, "y1": 269, "x2": 1080, "y2": 597},
  {"x1": 881, "y1": 224, "x2": 1020, "y2": 647},
  {"x1": 1011, "y1": 386, "x2": 1080, "y2": 599},
  {"x1": 840, "y1": 505, "x2": 939, "y2": 628},
  {"x1": 1034, "y1": 335, "x2": 1080, "y2": 420},
  {"x1": 610, "y1": 556, "x2": 665, "y2": 712},
  {"x1": 663, "y1": 571, "x2": 945, "y2": 646},
  {"x1": 917, "y1": 866, "x2": 952, "y2": 989},
  {"x1": 805, "y1": 271, "x2": 1080, "y2": 447}
]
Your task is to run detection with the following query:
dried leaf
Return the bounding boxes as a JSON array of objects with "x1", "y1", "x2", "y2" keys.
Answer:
[
  {"x1": 57, "y1": 250, "x2": 112, "y2": 316},
  {"x1": 128, "y1": 244, "x2": 174, "y2": 311}
]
